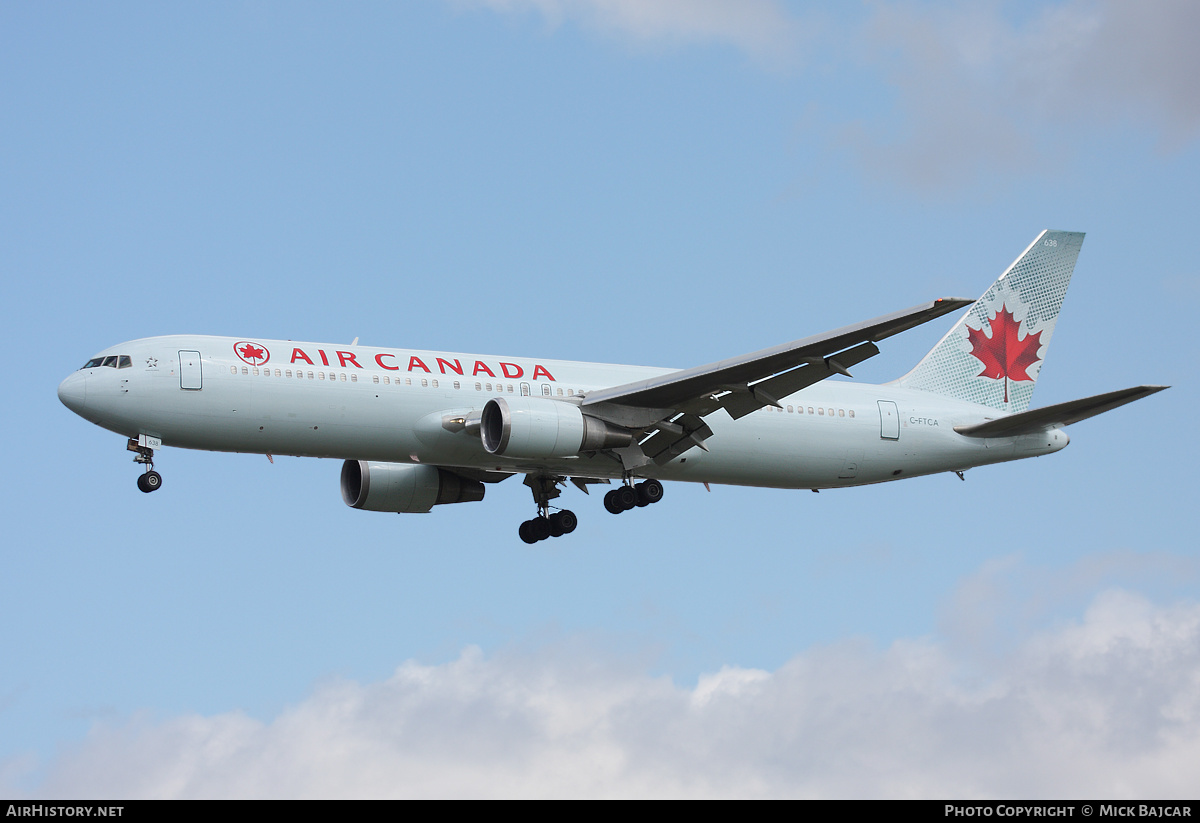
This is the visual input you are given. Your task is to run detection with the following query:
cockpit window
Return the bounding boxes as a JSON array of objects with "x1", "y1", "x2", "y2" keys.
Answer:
[{"x1": 80, "y1": 355, "x2": 131, "y2": 370}]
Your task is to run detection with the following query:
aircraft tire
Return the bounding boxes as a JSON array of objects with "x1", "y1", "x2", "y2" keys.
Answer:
[
  {"x1": 548, "y1": 514, "x2": 565, "y2": 538},
  {"x1": 603, "y1": 489, "x2": 623, "y2": 514},
  {"x1": 616, "y1": 486, "x2": 638, "y2": 511},
  {"x1": 557, "y1": 510, "x2": 578, "y2": 534},
  {"x1": 531, "y1": 516, "x2": 552, "y2": 541},
  {"x1": 138, "y1": 471, "x2": 162, "y2": 493},
  {"x1": 637, "y1": 479, "x2": 663, "y2": 506},
  {"x1": 519, "y1": 520, "x2": 538, "y2": 544}
]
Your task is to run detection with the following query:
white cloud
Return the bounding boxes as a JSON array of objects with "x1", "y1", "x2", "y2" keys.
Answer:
[
  {"x1": 454, "y1": 0, "x2": 806, "y2": 66},
  {"x1": 452, "y1": 1, "x2": 1200, "y2": 190},
  {"x1": 846, "y1": 0, "x2": 1200, "y2": 190},
  {"x1": 10, "y1": 588, "x2": 1200, "y2": 798}
]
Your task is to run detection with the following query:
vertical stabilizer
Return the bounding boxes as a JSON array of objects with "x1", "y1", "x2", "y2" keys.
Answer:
[{"x1": 898, "y1": 230, "x2": 1084, "y2": 413}]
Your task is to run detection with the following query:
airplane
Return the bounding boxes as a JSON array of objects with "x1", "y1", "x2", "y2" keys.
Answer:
[{"x1": 58, "y1": 230, "x2": 1165, "y2": 543}]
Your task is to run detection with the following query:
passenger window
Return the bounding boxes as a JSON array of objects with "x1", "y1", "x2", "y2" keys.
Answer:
[
  {"x1": 454, "y1": 381, "x2": 461, "y2": 390},
  {"x1": 252, "y1": 367, "x2": 259, "y2": 375},
  {"x1": 340, "y1": 373, "x2": 347, "y2": 382},
  {"x1": 373, "y1": 375, "x2": 379, "y2": 384},
  {"x1": 308, "y1": 371, "x2": 314, "y2": 379},
  {"x1": 818, "y1": 408, "x2": 824, "y2": 415},
  {"x1": 542, "y1": 384, "x2": 551, "y2": 396},
  {"x1": 557, "y1": 388, "x2": 563, "y2": 396},
  {"x1": 421, "y1": 378, "x2": 428, "y2": 387},
  {"x1": 242, "y1": 367, "x2": 248, "y2": 375},
  {"x1": 351, "y1": 374, "x2": 357, "y2": 383},
  {"x1": 431, "y1": 379, "x2": 437, "y2": 388},
  {"x1": 849, "y1": 409, "x2": 855, "y2": 418},
  {"x1": 475, "y1": 382, "x2": 482, "y2": 391},
  {"x1": 319, "y1": 372, "x2": 326, "y2": 380},
  {"x1": 230, "y1": 366, "x2": 237, "y2": 375},
  {"x1": 838, "y1": 409, "x2": 844, "y2": 417}
]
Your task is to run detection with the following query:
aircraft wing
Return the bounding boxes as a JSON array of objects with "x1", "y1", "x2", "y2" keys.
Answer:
[
  {"x1": 954, "y1": 385, "x2": 1169, "y2": 438},
  {"x1": 581, "y1": 298, "x2": 972, "y2": 422}
]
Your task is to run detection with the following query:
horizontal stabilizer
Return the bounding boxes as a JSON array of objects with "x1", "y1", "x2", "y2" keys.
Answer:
[{"x1": 954, "y1": 385, "x2": 1168, "y2": 438}]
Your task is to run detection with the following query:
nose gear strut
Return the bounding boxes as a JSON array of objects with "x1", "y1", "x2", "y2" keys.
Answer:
[{"x1": 128, "y1": 438, "x2": 163, "y2": 493}]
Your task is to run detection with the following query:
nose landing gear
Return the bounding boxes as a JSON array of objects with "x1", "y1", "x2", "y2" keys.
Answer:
[{"x1": 127, "y1": 437, "x2": 163, "y2": 493}]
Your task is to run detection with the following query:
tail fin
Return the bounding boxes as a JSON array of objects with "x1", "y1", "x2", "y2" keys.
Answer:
[{"x1": 898, "y1": 230, "x2": 1085, "y2": 413}]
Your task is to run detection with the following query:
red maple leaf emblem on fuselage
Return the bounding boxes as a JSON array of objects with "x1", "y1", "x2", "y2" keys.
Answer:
[
  {"x1": 966, "y1": 304, "x2": 1042, "y2": 403},
  {"x1": 234, "y1": 342, "x2": 270, "y2": 366}
]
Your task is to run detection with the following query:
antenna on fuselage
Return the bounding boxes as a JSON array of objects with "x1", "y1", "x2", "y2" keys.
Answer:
[{"x1": 350, "y1": 337, "x2": 359, "y2": 346}]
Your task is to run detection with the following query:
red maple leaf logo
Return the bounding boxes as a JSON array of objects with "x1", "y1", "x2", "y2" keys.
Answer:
[
  {"x1": 966, "y1": 304, "x2": 1042, "y2": 403},
  {"x1": 234, "y1": 342, "x2": 270, "y2": 366}
]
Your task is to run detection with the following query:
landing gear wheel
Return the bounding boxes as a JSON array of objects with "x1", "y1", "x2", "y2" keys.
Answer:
[
  {"x1": 137, "y1": 471, "x2": 162, "y2": 493},
  {"x1": 548, "y1": 514, "x2": 566, "y2": 538},
  {"x1": 615, "y1": 485, "x2": 638, "y2": 511},
  {"x1": 519, "y1": 520, "x2": 538, "y2": 544},
  {"x1": 636, "y1": 479, "x2": 663, "y2": 506},
  {"x1": 555, "y1": 509, "x2": 578, "y2": 534},
  {"x1": 604, "y1": 489, "x2": 623, "y2": 514},
  {"x1": 530, "y1": 516, "x2": 552, "y2": 542}
]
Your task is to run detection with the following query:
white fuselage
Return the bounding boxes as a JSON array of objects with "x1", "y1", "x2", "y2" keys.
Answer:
[{"x1": 57, "y1": 335, "x2": 1068, "y2": 490}]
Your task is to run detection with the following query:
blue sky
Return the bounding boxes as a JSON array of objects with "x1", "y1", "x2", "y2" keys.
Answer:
[{"x1": 2, "y1": 0, "x2": 1197, "y2": 797}]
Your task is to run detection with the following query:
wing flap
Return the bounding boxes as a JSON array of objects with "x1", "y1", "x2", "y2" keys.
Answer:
[
  {"x1": 639, "y1": 413, "x2": 714, "y2": 465},
  {"x1": 954, "y1": 385, "x2": 1168, "y2": 438},
  {"x1": 719, "y1": 341, "x2": 880, "y2": 420}
]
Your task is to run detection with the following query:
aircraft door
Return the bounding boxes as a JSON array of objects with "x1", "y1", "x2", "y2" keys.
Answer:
[
  {"x1": 878, "y1": 400, "x2": 899, "y2": 440},
  {"x1": 179, "y1": 350, "x2": 203, "y2": 390}
]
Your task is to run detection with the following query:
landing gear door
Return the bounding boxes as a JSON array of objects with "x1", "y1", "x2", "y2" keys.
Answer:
[
  {"x1": 878, "y1": 400, "x2": 899, "y2": 440},
  {"x1": 179, "y1": 350, "x2": 203, "y2": 390}
]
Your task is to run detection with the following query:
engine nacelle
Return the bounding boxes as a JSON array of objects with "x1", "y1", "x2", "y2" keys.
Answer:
[
  {"x1": 340, "y1": 461, "x2": 485, "y2": 513},
  {"x1": 480, "y1": 396, "x2": 633, "y2": 458}
]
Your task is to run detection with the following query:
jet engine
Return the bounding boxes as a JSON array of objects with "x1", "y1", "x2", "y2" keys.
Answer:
[
  {"x1": 480, "y1": 396, "x2": 633, "y2": 459},
  {"x1": 340, "y1": 461, "x2": 485, "y2": 513}
]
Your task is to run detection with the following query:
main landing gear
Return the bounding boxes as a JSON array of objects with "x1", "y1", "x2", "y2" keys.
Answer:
[
  {"x1": 127, "y1": 438, "x2": 162, "y2": 493},
  {"x1": 517, "y1": 475, "x2": 664, "y2": 543},
  {"x1": 603, "y1": 478, "x2": 664, "y2": 515},
  {"x1": 519, "y1": 475, "x2": 577, "y2": 544}
]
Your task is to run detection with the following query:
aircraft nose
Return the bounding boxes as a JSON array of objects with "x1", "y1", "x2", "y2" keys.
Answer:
[{"x1": 58, "y1": 372, "x2": 87, "y2": 415}]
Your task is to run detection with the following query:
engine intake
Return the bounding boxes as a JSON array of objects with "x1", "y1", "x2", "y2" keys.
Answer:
[
  {"x1": 341, "y1": 461, "x2": 485, "y2": 513},
  {"x1": 480, "y1": 396, "x2": 633, "y2": 458}
]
